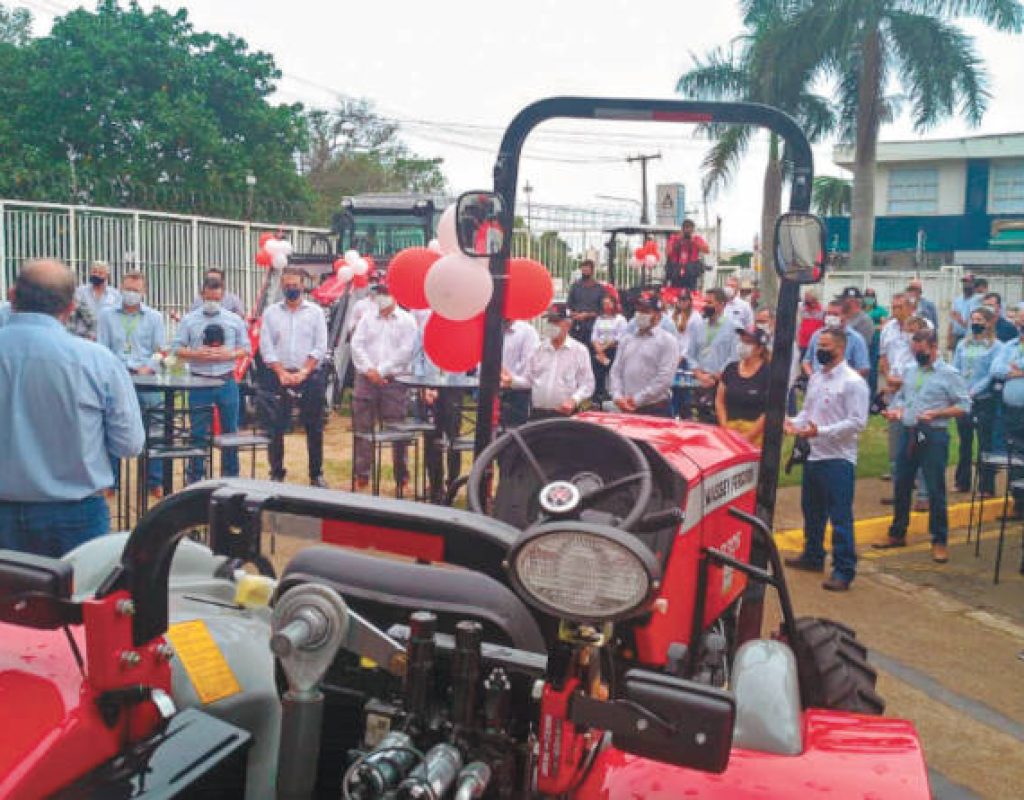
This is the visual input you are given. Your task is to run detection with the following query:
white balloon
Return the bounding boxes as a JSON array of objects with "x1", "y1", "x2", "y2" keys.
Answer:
[
  {"x1": 424, "y1": 253, "x2": 493, "y2": 321},
  {"x1": 338, "y1": 265, "x2": 354, "y2": 282},
  {"x1": 279, "y1": 240, "x2": 294, "y2": 256},
  {"x1": 644, "y1": 253, "x2": 658, "y2": 268},
  {"x1": 271, "y1": 252, "x2": 288, "y2": 269},
  {"x1": 264, "y1": 238, "x2": 287, "y2": 257},
  {"x1": 628, "y1": 256, "x2": 640, "y2": 269},
  {"x1": 354, "y1": 258, "x2": 370, "y2": 276},
  {"x1": 436, "y1": 204, "x2": 459, "y2": 254},
  {"x1": 428, "y1": 238, "x2": 443, "y2": 254},
  {"x1": 344, "y1": 249, "x2": 361, "y2": 266}
]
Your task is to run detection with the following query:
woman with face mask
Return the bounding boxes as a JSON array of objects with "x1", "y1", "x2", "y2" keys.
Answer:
[
  {"x1": 952, "y1": 307, "x2": 1002, "y2": 495},
  {"x1": 590, "y1": 295, "x2": 627, "y2": 402},
  {"x1": 715, "y1": 326, "x2": 771, "y2": 446}
]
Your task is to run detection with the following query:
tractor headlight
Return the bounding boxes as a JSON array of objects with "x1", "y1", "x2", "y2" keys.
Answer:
[{"x1": 506, "y1": 523, "x2": 661, "y2": 624}]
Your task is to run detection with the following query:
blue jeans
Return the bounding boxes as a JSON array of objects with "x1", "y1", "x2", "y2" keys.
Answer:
[
  {"x1": 800, "y1": 459, "x2": 857, "y2": 583},
  {"x1": 889, "y1": 425, "x2": 950, "y2": 545},
  {"x1": 0, "y1": 495, "x2": 109, "y2": 557},
  {"x1": 188, "y1": 377, "x2": 240, "y2": 481},
  {"x1": 111, "y1": 390, "x2": 163, "y2": 489}
]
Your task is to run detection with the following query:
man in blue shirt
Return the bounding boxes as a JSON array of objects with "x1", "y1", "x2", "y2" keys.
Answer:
[
  {"x1": 0, "y1": 259, "x2": 144, "y2": 556},
  {"x1": 877, "y1": 329, "x2": 970, "y2": 563},
  {"x1": 989, "y1": 310, "x2": 1024, "y2": 519},
  {"x1": 951, "y1": 306, "x2": 1002, "y2": 495},
  {"x1": 173, "y1": 276, "x2": 250, "y2": 481},
  {"x1": 949, "y1": 273, "x2": 982, "y2": 353},
  {"x1": 97, "y1": 270, "x2": 166, "y2": 496},
  {"x1": 801, "y1": 300, "x2": 870, "y2": 378}
]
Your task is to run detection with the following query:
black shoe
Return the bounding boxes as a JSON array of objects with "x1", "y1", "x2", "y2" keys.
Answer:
[
  {"x1": 872, "y1": 538, "x2": 906, "y2": 550},
  {"x1": 880, "y1": 497, "x2": 895, "y2": 506},
  {"x1": 822, "y1": 577, "x2": 851, "y2": 592},
  {"x1": 310, "y1": 475, "x2": 329, "y2": 489},
  {"x1": 784, "y1": 556, "x2": 825, "y2": 573},
  {"x1": 270, "y1": 471, "x2": 286, "y2": 482}
]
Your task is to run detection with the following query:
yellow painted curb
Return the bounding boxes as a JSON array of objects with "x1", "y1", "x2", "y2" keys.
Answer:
[{"x1": 773, "y1": 499, "x2": 1012, "y2": 552}]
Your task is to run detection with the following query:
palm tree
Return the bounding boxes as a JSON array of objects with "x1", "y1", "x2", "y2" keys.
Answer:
[
  {"x1": 778, "y1": 0, "x2": 1024, "y2": 266},
  {"x1": 677, "y1": 1, "x2": 836, "y2": 303},
  {"x1": 812, "y1": 176, "x2": 853, "y2": 216}
]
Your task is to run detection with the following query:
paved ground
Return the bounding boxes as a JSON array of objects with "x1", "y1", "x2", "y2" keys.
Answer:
[{"x1": 129, "y1": 414, "x2": 1024, "y2": 798}]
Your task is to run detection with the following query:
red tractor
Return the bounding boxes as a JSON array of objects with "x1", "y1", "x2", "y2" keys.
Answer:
[{"x1": 0, "y1": 97, "x2": 929, "y2": 799}]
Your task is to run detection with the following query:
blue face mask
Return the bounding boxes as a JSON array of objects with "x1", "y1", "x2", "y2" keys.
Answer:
[{"x1": 284, "y1": 287, "x2": 302, "y2": 302}]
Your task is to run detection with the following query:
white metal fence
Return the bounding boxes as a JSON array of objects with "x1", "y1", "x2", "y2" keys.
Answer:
[{"x1": 0, "y1": 200, "x2": 335, "y2": 321}]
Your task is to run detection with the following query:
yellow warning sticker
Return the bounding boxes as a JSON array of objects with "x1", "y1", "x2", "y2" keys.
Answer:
[{"x1": 167, "y1": 619, "x2": 242, "y2": 705}]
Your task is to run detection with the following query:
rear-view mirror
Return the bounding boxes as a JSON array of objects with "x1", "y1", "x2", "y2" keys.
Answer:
[
  {"x1": 774, "y1": 212, "x2": 826, "y2": 284},
  {"x1": 456, "y1": 191, "x2": 507, "y2": 257}
]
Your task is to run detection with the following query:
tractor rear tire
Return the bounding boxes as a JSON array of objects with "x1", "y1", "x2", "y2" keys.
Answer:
[{"x1": 784, "y1": 616, "x2": 886, "y2": 715}]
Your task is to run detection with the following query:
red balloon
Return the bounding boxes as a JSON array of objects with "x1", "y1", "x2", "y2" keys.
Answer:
[
  {"x1": 504, "y1": 258, "x2": 553, "y2": 320},
  {"x1": 387, "y1": 247, "x2": 439, "y2": 309},
  {"x1": 333, "y1": 257, "x2": 345, "y2": 270},
  {"x1": 634, "y1": 247, "x2": 645, "y2": 261},
  {"x1": 423, "y1": 313, "x2": 484, "y2": 372},
  {"x1": 258, "y1": 232, "x2": 276, "y2": 248},
  {"x1": 352, "y1": 273, "x2": 369, "y2": 289},
  {"x1": 255, "y1": 249, "x2": 272, "y2": 267}
]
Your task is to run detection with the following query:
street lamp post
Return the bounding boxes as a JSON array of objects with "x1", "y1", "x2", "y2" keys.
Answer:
[{"x1": 245, "y1": 172, "x2": 257, "y2": 220}]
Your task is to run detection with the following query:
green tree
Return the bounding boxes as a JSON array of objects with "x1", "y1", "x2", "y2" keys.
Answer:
[
  {"x1": 0, "y1": 3, "x2": 31, "y2": 45},
  {"x1": 812, "y1": 175, "x2": 853, "y2": 216},
  {"x1": 0, "y1": 0, "x2": 311, "y2": 220},
  {"x1": 677, "y1": 1, "x2": 836, "y2": 303},
  {"x1": 301, "y1": 99, "x2": 446, "y2": 224},
  {"x1": 778, "y1": 0, "x2": 1024, "y2": 266}
]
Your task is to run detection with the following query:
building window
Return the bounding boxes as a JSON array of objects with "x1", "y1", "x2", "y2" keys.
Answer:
[
  {"x1": 887, "y1": 167, "x2": 939, "y2": 214},
  {"x1": 990, "y1": 161, "x2": 1024, "y2": 213}
]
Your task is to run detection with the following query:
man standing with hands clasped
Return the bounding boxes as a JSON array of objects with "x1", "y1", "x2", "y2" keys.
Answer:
[
  {"x1": 876, "y1": 330, "x2": 970, "y2": 563},
  {"x1": 784, "y1": 327, "x2": 869, "y2": 591},
  {"x1": 610, "y1": 293, "x2": 679, "y2": 417}
]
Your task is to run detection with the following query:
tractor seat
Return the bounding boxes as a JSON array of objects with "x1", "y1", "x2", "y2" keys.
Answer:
[{"x1": 279, "y1": 545, "x2": 548, "y2": 653}]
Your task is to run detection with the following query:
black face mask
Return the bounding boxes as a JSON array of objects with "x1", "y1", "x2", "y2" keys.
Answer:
[
  {"x1": 914, "y1": 351, "x2": 932, "y2": 367},
  {"x1": 815, "y1": 348, "x2": 834, "y2": 366},
  {"x1": 284, "y1": 287, "x2": 302, "y2": 302},
  {"x1": 702, "y1": 305, "x2": 716, "y2": 319},
  {"x1": 89, "y1": 275, "x2": 105, "y2": 287},
  {"x1": 963, "y1": 288, "x2": 974, "y2": 298},
  {"x1": 971, "y1": 323, "x2": 986, "y2": 335}
]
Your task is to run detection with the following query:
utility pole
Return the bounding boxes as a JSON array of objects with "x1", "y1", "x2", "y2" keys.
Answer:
[
  {"x1": 523, "y1": 180, "x2": 534, "y2": 259},
  {"x1": 626, "y1": 152, "x2": 661, "y2": 225}
]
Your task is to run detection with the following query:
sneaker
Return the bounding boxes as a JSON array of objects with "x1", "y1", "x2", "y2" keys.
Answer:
[
  {"x1": 931, "y1": 543, "x2": 949, "y2": 563},
  {"x1": 822, "y1": 577, "x2": 851, "y2": 592},
  {"x1": 783, "y1": 556, "x2": 824, "y2": 573},
  {"x1": 310, "y1": 475, "x2": 329, "y2": 489},
  {"x1": 872, "y1": 538, "x2": 906, "y2": 550}
]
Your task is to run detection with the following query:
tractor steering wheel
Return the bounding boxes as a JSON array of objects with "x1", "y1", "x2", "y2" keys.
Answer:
[{"x1": 467, "y1": 418, "x2": 653, "y2": 531}]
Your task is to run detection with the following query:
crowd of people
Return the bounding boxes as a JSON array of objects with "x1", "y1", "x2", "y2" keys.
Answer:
[{"x1": 2, "y1": 252, "x2": 1021, "y2": 591}]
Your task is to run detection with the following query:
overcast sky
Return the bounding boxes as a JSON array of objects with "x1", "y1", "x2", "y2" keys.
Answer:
[{"x1": 22, "y1": 0, "x2": 1024, "y2": 248}]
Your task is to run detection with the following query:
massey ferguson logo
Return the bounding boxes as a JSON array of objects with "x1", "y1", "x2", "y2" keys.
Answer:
[{"x1": 703, "y1": 466, "x2": 756, "y2": 509}]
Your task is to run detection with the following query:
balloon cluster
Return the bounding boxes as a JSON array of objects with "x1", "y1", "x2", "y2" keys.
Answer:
[
  {"x1": 255, "y1": 232, "x2": 294, "y2": 268},
  {"x1": 387, "y1": 203, "x2": 553, "y2": 371},
  {"x1": 332, "y1": 249, "x2": 374, "y2": 289},
  {"x1": 632, "y1": 240, "x2": 661, "y2": 269}
]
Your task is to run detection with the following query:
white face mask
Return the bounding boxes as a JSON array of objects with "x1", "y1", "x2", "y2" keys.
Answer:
[
  {"x1": 374, "y1": 294, "x2": 394, "y2": 311},
  {"x1": 737, "y1": 342, "x2": 754, "y2": 360},
  {"x1": 203, "y1": 300, "x2": 221, "y2": 316},
  {"x1": 121, "y1": 290, "x2": 142, "y2": 308},
  {"x1": 544, "y1": 322, "x2": 562, "y2": 341},
  {"x1": 824, "y1": 314, "x2": 842, "y2": 327},
  {"x1": 723, "y1": 286, "x2": 736, "y2": 300},
  {"x1": 634, "y1": 312, "x2": 653, "y2": 331}
]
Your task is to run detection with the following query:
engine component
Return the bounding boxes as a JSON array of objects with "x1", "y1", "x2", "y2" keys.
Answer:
[
  {"x1": 347, "y1": 731, "x2": 418, "y2": 798},
  {"x1": 453, "y1": 762, "x2": 492, "y2": 800},
  {"x1": 406, "y1": 611, "x2": 437, "y2": 717},
  {"x1": 396, "y1": 743, "x2": 463, "y2": 800},
  {"x1": 451, "y1": 621, "x2": 483, "y2": 728},
  {"x1": 483, "y1": 668, "x2": 511, "y2": 734}
]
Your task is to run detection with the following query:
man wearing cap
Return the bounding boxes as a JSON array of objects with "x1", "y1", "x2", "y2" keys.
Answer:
[
  {"x1": 949, "y1": 274, "x2": 981, "y2": 353},
  {"x1": 723, "y1": 275, "x2": 754, "y2": 330},
  {"x1": 610, "y1": 294, "x2": 679, "y2": 417},
  {"x1": 840, "y1": 287, "x2": 874, "y2": 346},
  {"x1": 351, "y1": 284, "x2": 418, "y2": 489},
  {"x1": 906, "y1": 279, "x2": 938, "y2": 329},
  {"x1": 504, "y1": 303, "x2": 594, "y2": 420},
  {"x1": 801, "y1": 300, "x2": 870, "y2": 378},
  {"x1": 785, "y1": 326, "x2": 870, "y2": 591}
]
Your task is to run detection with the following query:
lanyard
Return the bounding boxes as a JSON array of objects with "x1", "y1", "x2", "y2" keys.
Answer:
[{"x1": 119, "y1": 312, "x2": 141, "y2": 354}]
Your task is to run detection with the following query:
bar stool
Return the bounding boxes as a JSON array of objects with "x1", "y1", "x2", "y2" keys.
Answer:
[
  {"x1": 387, "y1": 419, "x2": 436, "y2": 500},
  {"x1": 352, "y1": 425, "x2": 420, "y2": 499},
  {"x1": 139, "y1": 404, "x2": 215, "y2": 514},
  {"x1": 965, "y1": 445, "x2": 1024, "y2": 549},
  {"x1": 213, "y1": 427, "x2": 271, "y2": 479}
]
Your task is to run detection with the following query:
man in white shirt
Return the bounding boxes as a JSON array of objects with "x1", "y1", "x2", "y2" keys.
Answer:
[
  {"x1": 258, "y1": 268, "x2": 330, "y2": 486},
  {"x1": 500, "y1": 319, "x2": 540, "y2": 427},
  {"x1": 350, "y1": 284, "x2": 418, "y2": 490},
  {"x1": 723, "y1": 275, "x2": 754, "y2": 331},
  {"x1": 504, "y1": 304, "x2": 594, "y2": 421},
  {"x1": 610, "y1": 294, "x2": 680, "y2": 417},
  {"x1": 784, "y1": 328, "x2": 869, "y2": 591}
]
